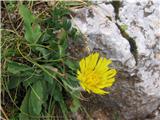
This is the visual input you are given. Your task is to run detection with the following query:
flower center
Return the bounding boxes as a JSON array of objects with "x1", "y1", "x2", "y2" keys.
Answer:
[{"x1": 85, "y1": 71, "x2": 100, "y2": 86}]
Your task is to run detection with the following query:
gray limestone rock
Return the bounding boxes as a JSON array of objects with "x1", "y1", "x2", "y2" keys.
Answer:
[
  {"x1": 118, "y1": 0, "x2": 160, "y2": 98},
  {"x1": 72, "y1": 1, "x2": 160, "y2": 120}
]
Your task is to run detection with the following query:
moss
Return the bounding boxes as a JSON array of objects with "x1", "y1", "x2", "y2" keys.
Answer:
[{"x1": 116, "y1": 23, "x2": 138, "y2": 65}]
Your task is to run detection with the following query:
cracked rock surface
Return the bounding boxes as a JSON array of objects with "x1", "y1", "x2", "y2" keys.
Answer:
[
  {"x1": 72, "y1": 1, "x2": 160, "y2": 120},
  {"x1": 119, "y1": 0, "x2": 160, "y2": 98}
]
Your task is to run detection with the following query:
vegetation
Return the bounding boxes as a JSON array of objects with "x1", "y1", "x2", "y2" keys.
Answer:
[
  {"x1": 1, "y1": 1, "x2": 86, "y2": 119},
  {"x1": 1, "y1": 1, "x2": 118, "y2": 120}
]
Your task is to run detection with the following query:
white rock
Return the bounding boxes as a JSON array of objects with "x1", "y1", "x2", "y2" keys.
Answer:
[
  {"x1": 72, "y1": 1, "x2": 160, "y2": 119},
  {"x1": 119, "y1": 0, "x2": 160, "y2": 97},
  {"x1": 73, "y1": 4, "x2": 136, "y2": 69}
]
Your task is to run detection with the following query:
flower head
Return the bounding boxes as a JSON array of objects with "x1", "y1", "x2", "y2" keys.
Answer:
[{"x1": 77, "y1": 53, "x2": 116, "y2": 95}]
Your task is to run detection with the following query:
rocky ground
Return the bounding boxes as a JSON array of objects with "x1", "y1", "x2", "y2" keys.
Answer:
[
  {"x1": 2, "y1": 1, "x2": 160, "y2": 120},
  {"x1": 72, "y1": 0, "x2": 160, "y2": 120}
]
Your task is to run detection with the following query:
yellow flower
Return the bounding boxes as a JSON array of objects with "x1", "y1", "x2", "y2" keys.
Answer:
[{"x1": 77, "y1": 52, "x2": 116, "y2": 95}]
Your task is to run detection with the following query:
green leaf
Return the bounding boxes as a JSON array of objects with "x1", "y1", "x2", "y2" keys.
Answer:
[
  {"x1": 63, "y1": 19, "x2": 71, "y2": 31},
  {"x1": 7, "y1": 69, "x2": 38, "y2": 89},
  {"x1": 43, "y1": 66, "x2": 57, "y2": 80},
  {"x1": 65, "y1": 59, "x2": 78, "y2": 71},
  {"x1": 67, "y1": 75, "x2": 79, "y2": 88},
  {"x1": 4, "y1": 48, "x2": 17, "y2": 58},
  {"x1": 58, "y1": 40, "x2": 67, "y2": 58},
  {"x1": 30, "y1": 80, "x2": 44, "y2": 115},
  {"x1": 7, "y1": 76, "x2": 22, "y2": 89},
  {"x1": 59, "y1": 99, "x2": 68, "y2": 120},
  {"x1": 19, "y1": 5, "x2": 41, "y2": 43},
  {"x1": 35, "y1": 47, "x2": 49, "y2": 60},
  {"x1": 24, "y1": 21, "x2": 41, "y2": 44},
  {"x1": 53, "y1": 85, "x2": 68, "y2": 120},
  {"x1": 58, "y1": 45, "x2": 63, "y2": 58},
  {"x1": 24, "y1": 22, "x2": 34, "y2": 43},
  {"x1": 70, "y1": 95, "x2": 80, "y2": 112},
  {"x1": 19, "y1": 90, "x2": 31, "y2": 120},
  {"x1": 22, "y1": 74, "x2": 39, "y2": 88},
  {"x1": 19, "y1": 80, "x2": 48, "y2": 119},
  {"x1": 70, "y1": 27, "x2": 78, "y2": 39},
  {"x1": 53, "y1": 84, "x2": 62, "y2": 102},
  {"x1": 7, "y1": 61, "x2": 32, "y2": 74},
  {"x1": 32, "y1": 23, "x2": 42, "y2": 43},
  {"x1": 52, "y1": 5, "x2": 70, "y2": 19},
  {"x1": 19, "y1": 89, "x2": 40, "y2": 120},
  {"x1": 19, "y1": 5, "x2": 35, "y2": 24},
  {"x1": 43, "y1": 72, "x2": 53, "y2": 84},
  {"x1": 60, "y1": 75, "x2": 79, "y2": 93},
  {"x1": 39, "y1": 32, "x2": 51, "y2": 43}
]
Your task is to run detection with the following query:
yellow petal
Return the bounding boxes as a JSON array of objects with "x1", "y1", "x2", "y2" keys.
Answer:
[
  {"x1": 79, "y1": 58, "x2": 85, "y2": 73},
  {"x1": 77, "y1": 52, "x2": 117, "y2": 95},
  {"x1": 104, "y1": 69, "x2": 117, "y2": 79},
  {"x1": 98, "y1": 78, "x2": 115, "y2": 88},
  {"x1": 85, "y1": 52, "x2": 99, "y2": 71},
  {"x1": 80, "y1": 82, "x2": 90, "y2": 93},
  {"x1": 92, "y1": 88, "x2": 109, "y2": 95}
]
